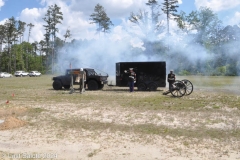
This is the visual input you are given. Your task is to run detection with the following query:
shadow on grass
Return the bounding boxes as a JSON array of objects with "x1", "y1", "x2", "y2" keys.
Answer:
[{"x1": 102, "y1": 88, "x2": 164, "y2": 92}]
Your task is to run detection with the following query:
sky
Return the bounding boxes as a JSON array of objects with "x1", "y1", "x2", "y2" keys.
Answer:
[{"x1": 0, "y1": 0, "x2": 240, "y2": 43}]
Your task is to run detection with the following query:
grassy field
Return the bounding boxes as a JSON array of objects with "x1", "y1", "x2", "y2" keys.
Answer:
[{"x1": 0, "y1": 75, "x2": 240, "y2": 159}]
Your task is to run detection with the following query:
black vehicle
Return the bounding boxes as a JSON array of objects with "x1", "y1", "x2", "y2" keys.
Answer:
[
  {"x1": 52, "y1": 68, "x2": 108, "y2": 90},
  {"x1": 116, "y1": 61, "x2": 166, "y2": 91}
]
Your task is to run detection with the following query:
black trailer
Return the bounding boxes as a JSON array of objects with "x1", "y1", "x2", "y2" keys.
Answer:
[{"x1": 116, "y1": 61, "x2": 166, "y2": 91}]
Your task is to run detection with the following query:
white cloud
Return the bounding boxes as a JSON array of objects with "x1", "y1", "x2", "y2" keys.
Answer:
[
  {"x1": 0, "y1": 0, "x2": 4, "y2": 9},
  {"x1": 20, "y1": 8, "x2": 46, "y2": 42},
  {"x1": 69, "y1": 0, "x2": 146, "y2": 18},
  {"x1": 19, "y1": 1, "x2": 97, "y2": 42},
  {"x1": 0, "y1": 18, "x2": 7, "y2": 25},
  {"x1": 195, "y1": 0, "x2": 240, "y2": 12},
  {"x1": 228, "y1": 12, "x2": 240, "y2": 25},
  {"x1": 17, "y1": 0, "x2": 185, "y2": 43},
  {"x1": 18, "y1": 0, "x2": 159, "y2": 43},
  {"x1": 178, "y1": 0, "x2": 182, "y2": 5}
]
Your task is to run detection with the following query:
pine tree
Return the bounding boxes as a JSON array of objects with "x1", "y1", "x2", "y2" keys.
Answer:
[
  {"x1": 43, "y1": 4, "x2": 63, "y2": 74},
  {"x1": 0, "y1": 25, "x2": 6, "y2": 71},
  {"x1": 64, "y1": 29, "x2": 71, "y2": 43},
  {"x1": 146, "y1": 0, "x2": 159, "y2": 27},
  {"x1": 162, "y1": 0, "x2": 179, "y2": 35},
  {"x1": 129, "y1": 0, "x2": 163, "y2": 37},
  {"x1": 4, "y1": 17, "x2": 18, "y2": 73},
  {"x1": 27, "y1": 23, "x2": 34, "y2": 43},
  {"x1": 89, "y1": 3, "x2": 113, "y2": 35}
]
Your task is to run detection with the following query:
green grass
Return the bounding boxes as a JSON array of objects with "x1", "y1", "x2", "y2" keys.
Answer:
[{"x1": 178, "y1": 75, "x2": 240, "y2": 88}]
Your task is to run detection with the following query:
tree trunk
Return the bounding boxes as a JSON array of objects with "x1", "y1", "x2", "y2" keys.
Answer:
[
  {"x1": 8, "y1": 43, "x2": 11, "y2": 73},
  {"x1": 14, "y1": 42, "x2": 16, "y2": 72},
  {"x1": 0, "y1": 43, "x2": 2, "y2": 72}
]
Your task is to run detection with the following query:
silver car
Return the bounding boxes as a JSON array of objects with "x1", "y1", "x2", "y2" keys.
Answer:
[
  {"x1": 29, "y1": 71, "x2": 41, "y2": 77},
  {"x1": 14, "y1": 71, "x2": 29, "y2": 77},
  {"x1": 0, "y1": 72, "x2": 13, "y2": 78}
]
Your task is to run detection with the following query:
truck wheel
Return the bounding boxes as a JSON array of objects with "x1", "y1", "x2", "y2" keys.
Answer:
[
  {"x1": 98, "y1": 84, "x2": 104, "y2": 90},
  {"x1": 88, "y1": 80, "x2": 98, "y2": 90},
  {"x1": 64, "y1": 85, "x2": 70, "y2": 89},
  {"x1": 138, "y1": 82, "x2": 147, "y2": 91},
  {"x1": 148, "y1": 82, "x2": 158, "y2": 91},
  {"x1": 53, "y1": 80, "x2": 62, "y2": 90}
]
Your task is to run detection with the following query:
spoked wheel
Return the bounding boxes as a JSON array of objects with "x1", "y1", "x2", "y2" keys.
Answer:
[
  {"x1": 181, "y1": 79, "x2": 193, "y2": 95},
  {"x1": 170, "y1": 80, "x2": 186, "y2": 97}
]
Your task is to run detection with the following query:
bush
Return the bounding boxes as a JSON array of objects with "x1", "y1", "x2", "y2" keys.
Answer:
[{"x1": 178, "y1": 70, "x2": 191, "y2": 76}]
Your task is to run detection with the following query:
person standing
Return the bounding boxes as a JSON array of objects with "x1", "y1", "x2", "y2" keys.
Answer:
[
  {"x1": 168, "y1": 70, "x2": 175, "y2": 91},
  {"x1": 79, "y1": 68, "x2": 86, "y2": 94},
  {"x1": 125, "y1": 68, "x2": 136, "y2": 92}
]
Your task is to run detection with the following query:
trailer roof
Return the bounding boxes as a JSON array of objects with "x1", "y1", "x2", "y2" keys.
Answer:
[{"x1": 116, "y1": 61, "x2": 165, "y2": 63}]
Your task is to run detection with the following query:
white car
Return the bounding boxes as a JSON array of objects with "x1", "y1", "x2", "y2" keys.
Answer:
[
  {"x1": 29, "y1": 71, "x2": 41, "y2": 77},
  {"x1": 14, "y1": 71, "x2": 29, "y2": 77},
  {"x1": 0, "y1": 72, "x2": 13, "y2": 78}
]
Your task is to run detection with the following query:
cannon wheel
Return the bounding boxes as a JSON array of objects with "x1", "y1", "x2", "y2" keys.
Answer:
[
  {"x1": 181, "y1": 79, "x2": 193, "y2": 95},
  {"x1": 170, "y1": 80, "x2": 186, "y2": 97}
]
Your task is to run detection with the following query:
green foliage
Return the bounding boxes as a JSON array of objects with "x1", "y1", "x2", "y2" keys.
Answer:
[
  {"x1": 216, "y1": 66, "x2": 226, "y2": 75},
  {"x1": 43, "y1": 4, "x2": 63, "y2": 74},
  {"x1": 129, "y1": 0, "x2": 164, "y2": 38},
  {"x1": 89, "y1": 3, "x2": 113, "y2": 34},
  {"x1": 178, "y1": 70, "x2": 191, "y2": 76},
  {"x1": 162, "y1": 0, "x2": 179, "y2": 34},
  {"x1": 0, "y1": 42, "x2": 45, "y2": 73}
]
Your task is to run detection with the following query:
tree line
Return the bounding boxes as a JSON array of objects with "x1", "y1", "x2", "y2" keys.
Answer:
[
  {"x1": 0, "y1": 4, "x2": 67, "y2": 74},
  {"x1": 0, "y1": 0, "x2": 239, "y2": 76}
]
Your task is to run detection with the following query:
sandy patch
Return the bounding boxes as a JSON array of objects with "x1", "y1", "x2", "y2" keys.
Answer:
[{"x1": 0, "y1": 116, "x2": 26, "y2": 130}]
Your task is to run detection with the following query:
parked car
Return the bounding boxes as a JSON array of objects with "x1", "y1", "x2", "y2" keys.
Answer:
[
  {"x1": 29, "y1": 71, "x2": 41, "y2": 77},
  {"x1": 14, "y1": 71, "x2": 29, "y2": 77},
  {"x1": 0, "y1": 72, "x2": 13, "y2": 78}
]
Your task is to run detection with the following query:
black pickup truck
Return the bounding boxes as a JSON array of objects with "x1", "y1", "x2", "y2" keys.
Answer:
[{"x1": 52, "y1": 68, "x2": 108, "y2": 90}]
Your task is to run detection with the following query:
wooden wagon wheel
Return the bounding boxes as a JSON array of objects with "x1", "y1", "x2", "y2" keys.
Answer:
[
  {"x1": 170, "y1": 80, "x2": 186, "y2": 97},
  {"x1": 181, "y1": 79, "x2": 193, "y2": 95}
]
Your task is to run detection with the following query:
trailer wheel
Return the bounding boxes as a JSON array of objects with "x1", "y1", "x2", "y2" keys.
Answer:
[
  {"x1": 138, "y1": 82, "x2": 147, "y2": 91},
  {"x1": 88, "y1": 80, "x2": 98, "y2": 90},
  {"x1": 53, "y1": 80, "x2": 62, "y2": 90},
  {"x1": 148, "y1": 82, "x2": 158, "y2": 91},
  {"x1": 64, "y1": 85, "x2": 70, "y2": 89}
]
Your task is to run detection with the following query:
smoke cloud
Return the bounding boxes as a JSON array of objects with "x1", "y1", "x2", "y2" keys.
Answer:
[{"x1": 56, "y1": 5, "x2": 240, "y2": 82}]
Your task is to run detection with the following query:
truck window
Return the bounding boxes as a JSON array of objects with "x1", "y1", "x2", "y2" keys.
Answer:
[{"x1": 87, "y1": 70, "x2": 97, "y2": 76}]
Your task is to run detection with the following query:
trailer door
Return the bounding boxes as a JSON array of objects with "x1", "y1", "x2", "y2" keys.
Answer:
[{"x1": 116, "y1": 63, "x2": 121, "y2": 86}]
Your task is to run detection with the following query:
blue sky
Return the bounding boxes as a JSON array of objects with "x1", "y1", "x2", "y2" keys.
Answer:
[
  {"x1": 0, "y1": 0, "x2": 41, "y2": 20},
  {"x1": 0, "y1": 0, "x2": 239, "y2": 42},
  {"x1": 0, "y1": 0, "x2": 196, "y2": 21}
]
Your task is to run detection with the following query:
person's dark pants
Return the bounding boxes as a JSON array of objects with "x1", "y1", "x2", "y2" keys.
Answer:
[
  {"x1": 129, "y1": 81, "x2": 134, "y2": 92},
  {"x1": 169, "y1": 82, "x2": 173, "y2": 91}
]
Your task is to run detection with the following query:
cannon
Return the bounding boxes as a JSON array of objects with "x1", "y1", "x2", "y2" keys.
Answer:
[{"x1": 163, "y1": 79, "x2": 193, "y2": 97}]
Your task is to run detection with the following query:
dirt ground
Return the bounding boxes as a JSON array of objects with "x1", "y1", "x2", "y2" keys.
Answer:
[{"x1": 0, "y1": 79, "x2": 240, "y2": 159}]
